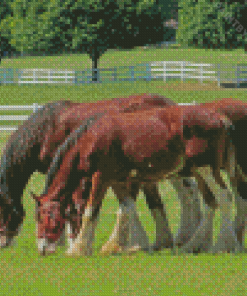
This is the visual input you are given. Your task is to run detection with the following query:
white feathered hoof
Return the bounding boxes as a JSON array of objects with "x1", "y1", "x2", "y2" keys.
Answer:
[
  {"x1": 209, "y1": 219, "x2": 242, "y2": 254},
  {"x1": 178, "y1": 208, "x2": 214, "y2": 254}
]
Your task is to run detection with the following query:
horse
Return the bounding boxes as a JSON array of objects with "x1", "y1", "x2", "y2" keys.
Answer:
[
  {"x1": 0, "y1": 100, "x2": 77, "y2": 247},
  {"x1": 33, "y1": 105, "x2": 239, "y2": 256},
  {"x1": 32, "y1": 97, "x2": 206, "y2": 255},
  {"x1": 0, "y1": 94, "x2": 182, "y2": 249},
  {"x1": 173, "y1": 98, "x2": 247, "y2": 253},
  {"x1": 199, "y1": 98, "x2": 247, "y2": 250}
]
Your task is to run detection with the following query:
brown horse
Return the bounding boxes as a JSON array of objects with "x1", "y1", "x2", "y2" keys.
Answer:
[
  {"x1": 169, "y1": 98, "x2": 247, "y2": 253},
  {"x1": 33, "y1": 111, "x2": 173, "y2": 254},
  {"x1": 33, "y1": 105, "x2": 238, "y2": 256},
  {"x1": 0, "y1": 94, "x2": 178, "y2": 249},
  {"x1": 0, "y1": 100, "x2": 77, "y2": 247},
  {"x1": 199, "y1": 98, "x2": 247, "y2": 250}
]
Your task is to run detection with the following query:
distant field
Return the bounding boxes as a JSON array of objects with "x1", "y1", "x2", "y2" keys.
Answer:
[
  {"x1": 0, "y1": 49, "x2": 246, "y2": 295},
  {"x1": 0, "y1": 47, "x2": 246, "y2": 70}
]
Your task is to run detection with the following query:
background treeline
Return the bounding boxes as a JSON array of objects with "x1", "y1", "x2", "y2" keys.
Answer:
[
  {"x1": 177, "y1": 0, "x2": 247, "y2": 50},
  {"x1": 0, "y1": 0, "x2": 176, "y2": 56},
  {"x1": 0, "y1": 0, "x2": 246, "y2": 63}
]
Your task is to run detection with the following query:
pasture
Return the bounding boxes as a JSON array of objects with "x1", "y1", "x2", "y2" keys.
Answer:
[{"x1": 0, "y1": 47, "x2": 247, "y2": 295}]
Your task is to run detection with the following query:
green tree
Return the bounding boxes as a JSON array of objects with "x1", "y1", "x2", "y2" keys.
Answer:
[
  {"x1": 0, "y1": 0, "x2": 17, "y2": 60},
  {"x1": 69, "y1": 0, "x2": 166, "y2": 81},
  {"x1": 0, "y1": 0, "x2": 64, "y2": 55},
  {"x1": 177, "y1": 0, "x2": 246, "y2": 50}
]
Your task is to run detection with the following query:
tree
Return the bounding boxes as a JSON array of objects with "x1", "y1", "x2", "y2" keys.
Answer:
[
  {"x1": 0, "y1": 0, "x2": 172, "y2": 80},
  {"x1": 69, "y1": 0, "x2": 167, "y2": 81},
  {"x1": 0, "y1": 0, "x2": 17, "y2": 60},
  {"x1": 0, "y1": 0, "x2": 64, "y2": 55},
  {"x1": 177, "y1": 0, "x2": 246, "y2": 50}
]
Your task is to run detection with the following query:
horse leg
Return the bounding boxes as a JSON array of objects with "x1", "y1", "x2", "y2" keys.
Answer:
[
  {"x1": 143, "y1": 183, "x2": 173, "y2": 250},
  {"x1": 234, "y1": 195, "x2": 247, "y2": 248},
  {"x1": 66, "y1": 171, "x2": 103, "y2": 256},
  {"x1": 100, "y1": 182, "x2": 150, "y2": 255},
  {"x1": 194, "y1": 166, "x2": 241, "y2": 253},
  {"x1": 178, "y1": 175, "x2": 215, "y2": 253},
  {"x1": 57, "y1": 228, "x2": 66, "y2": 246},
  {"x1": 170, "y1": 177, "x2": 202, "y2": 247},
  {"x1": 232, "y1": 167, "x2": 247, "y2": 248}
]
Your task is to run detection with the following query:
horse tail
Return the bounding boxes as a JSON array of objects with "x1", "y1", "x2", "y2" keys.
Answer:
[{"x1": 44, "y1": 113, "x2": 104, "y2": 193}]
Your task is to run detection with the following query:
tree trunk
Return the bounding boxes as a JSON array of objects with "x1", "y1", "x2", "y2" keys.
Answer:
[{"x1": 92, "y1": 56, "x2": 98, "y2": 82}]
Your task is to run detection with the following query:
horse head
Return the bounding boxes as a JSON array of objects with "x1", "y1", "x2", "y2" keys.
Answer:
[
  {"x1": 0, "y1": 190, "x2": 25, "y2": 248},
  {"x1": 31, "y1": 192, "x2": 66, "y2": 255}
]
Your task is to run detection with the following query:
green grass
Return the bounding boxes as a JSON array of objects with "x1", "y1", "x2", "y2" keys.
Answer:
[
  {"x1": 0, "y1": 49, "x2": 246, "y2": 295},
  {"x1": 1, "y1": 47, "x2": 246, "y2": 70},
  {"x1": 0, "y1": 163, "x2": 246, "y2": 296}
]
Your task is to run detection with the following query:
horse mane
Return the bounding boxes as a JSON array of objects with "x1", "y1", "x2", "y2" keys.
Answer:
[
  {"x1": 44, "y1": 113, "x2": 104, "y2": 194},
  {"x1": 0, "y1": 100, "x2": 76, "y2": 200},
  {"x1": 2, "y1": 100, "x2": 73, "y2": 166}
]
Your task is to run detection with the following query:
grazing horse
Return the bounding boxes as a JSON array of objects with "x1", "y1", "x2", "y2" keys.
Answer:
[
  {"x1": 0, "y1": 94, "x2": 180, "y2": 249},
  {"x1": 33, "y1": 105, "x2": 238, "y2": 256},
  {"x1": 0, "y1": 100, "x2": 77, "y2": 247},
  {"x1": 199, "y1": 99, "x2": 247, "y2": 250},
  {"x1": 174, "y1": 98, "x2": 247, "y2": 253}
]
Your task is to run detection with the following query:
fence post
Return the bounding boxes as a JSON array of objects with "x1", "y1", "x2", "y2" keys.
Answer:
[
  {"x1": 130, "y1": 66, "x2": 135, "y2": 81},
  {"x1": 33, "y1": 103, "x2": 39, "y2": 113},
  {"x1": 236, "y1": 65, "x2": 240, "y2": 88},
  {"x1": 200, "y1": 65, "x2": 203, "y2": 83},
  {"x1": 217, "y1": 64, "x2": 221, "y2": 87},
  {"x1": 112, "y1": 67, "x2": 117, "y2": 82},
  {"x1": 163, "y1": 61, "x2": 167, "y2": 82},
  {"x1": 33, "y1": 69, "x2": 36, "y2": 84},
  {"x1": 18, "y1": 69, "x2": 21, "y2": 85},
  {"x1": 65, "y1": 69, "x2": 67, "y2": 84},
  {"x1": 3, "y1": 69, "x2": 6, "y2": 84},
  {"x1": 146, "y1": 64, "x2": 151, "y2": 81},
  {"x1": 74, "y1": 71, "x2": 77, "y2": 85},
  {"x1": 181, "y1": 62, "x2": 185, "y2": 82}
]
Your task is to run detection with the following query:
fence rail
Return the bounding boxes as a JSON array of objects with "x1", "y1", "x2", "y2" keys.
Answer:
[
  {"x1": 0, "y1": 101, "x2": 197, "y2": 132},
  {"x1": 217, "y1": 64, "x2": 247, "y2": 87},
  {"x1": 0, "y1": 61, "x2": 217, "y2": 85},
  {"x1": 0, "y1": 61, "x2": 246, "y2": 87},
  {"x1": 150, "y1": 61, "x2": 216, "y2": 83},
  {"x1": 0, "y1": 103, "x2": 42, "y2": 131}
]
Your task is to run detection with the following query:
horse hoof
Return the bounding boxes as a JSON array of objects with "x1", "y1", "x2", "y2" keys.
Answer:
[
  {"x1": 123, "y1": 245, "x2": 143, "y2": 254},
  {"x1": 100, "y1": 243, "x2": 123, "y2": 255}
]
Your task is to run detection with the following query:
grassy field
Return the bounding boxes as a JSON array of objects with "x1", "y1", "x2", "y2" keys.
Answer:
[
  {"x1": 0, "y1": 47, "x2": 246, "y2": 295},
  {"x1": 0, "y1": 47, "x2": 246, "y2": 70}
]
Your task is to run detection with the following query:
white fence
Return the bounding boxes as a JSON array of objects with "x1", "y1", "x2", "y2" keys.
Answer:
[
  {"x1": 18, "y1": 69, "x2": 76, "y2": 84},
  {"x1": 0, "y1": 102, "x2": 197, "y2": 132},
  {"x1": 0, "y1": 103, "x2": 41, "y2": 131},
  {"x1": 150, "y1": 61, "x2": 217, "y2": 83},
  {"x1": 1, "y1": 62, "x2": 247, "y2": 86},
  {"x1": 16, "y1": 61, "x2": 218, "y2": 84}
]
